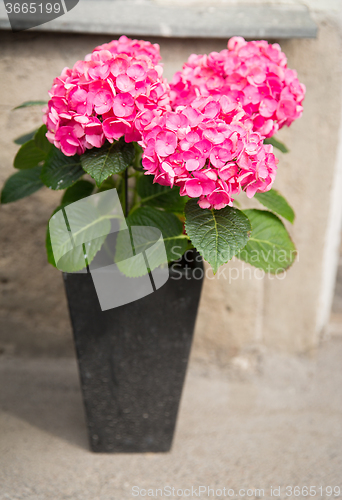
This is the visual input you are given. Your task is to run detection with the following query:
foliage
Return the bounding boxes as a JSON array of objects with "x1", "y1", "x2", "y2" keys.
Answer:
[
  {"x1": 1, "y1": 35, "x2": 300, "y2": 276},
  {"x1": 2, "y1": 127, "x2": 296, "y2": 274}
]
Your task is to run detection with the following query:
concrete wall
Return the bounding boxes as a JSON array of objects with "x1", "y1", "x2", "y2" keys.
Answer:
[{"x1": 1, "y1": 6, "x2": 342, "y2": 360}]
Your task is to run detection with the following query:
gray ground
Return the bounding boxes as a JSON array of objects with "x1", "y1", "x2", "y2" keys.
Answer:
[
  {"x1": 1, "y1": 239, "x2": 342, "y2": 500},
  {"x1": 0, "y1": 336, "x2": 341, "y2": 500}
]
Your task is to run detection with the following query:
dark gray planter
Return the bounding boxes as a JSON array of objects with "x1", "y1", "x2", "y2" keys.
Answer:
[{"x1": 63, "y1": 251, "x2": 203, "y2": 453}]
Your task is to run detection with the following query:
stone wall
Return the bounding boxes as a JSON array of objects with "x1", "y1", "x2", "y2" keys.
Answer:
[{"x1": 0, "y1": 12, "x2": 342, "y2": 359}]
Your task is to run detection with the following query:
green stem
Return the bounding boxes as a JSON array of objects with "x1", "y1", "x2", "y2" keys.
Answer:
[{"x1": 124, "y1": 168, "x2": 128, "y2": 217}]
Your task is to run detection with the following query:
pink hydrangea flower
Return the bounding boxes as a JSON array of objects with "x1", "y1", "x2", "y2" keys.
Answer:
[
  {"x1": 92, "y1": 35, "x2": 161, "y2": 65},
  {"x1": 139, "y1": 95, "x2": 278, "y2": 209},
  {"x1": 170, "y1": 37, "x2": 305, "y2": 137},
  {"x1": 43, "y1": 39, "x2": 170, "y2": 156},
  {"x1": 42, "y1": 37, "x2": 288, "y2": 212}
]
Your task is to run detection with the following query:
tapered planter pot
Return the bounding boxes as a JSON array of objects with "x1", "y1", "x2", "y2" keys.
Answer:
[{"x1": 63, "y1": 252, "x2": 203, "y2": 453}]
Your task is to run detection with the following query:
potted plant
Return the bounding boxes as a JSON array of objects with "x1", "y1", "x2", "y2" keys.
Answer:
[{"x1": 1, "y1": 35, "x2": 304, "y2": 452}]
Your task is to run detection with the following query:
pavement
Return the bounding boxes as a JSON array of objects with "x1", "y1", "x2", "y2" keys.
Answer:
[{"x1": 0, "y1": 336, "x2": 341, "y2": 500}]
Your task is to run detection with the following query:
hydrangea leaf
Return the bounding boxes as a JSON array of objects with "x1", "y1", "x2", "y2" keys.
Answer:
[
  {"x1": 238, "y1": 209, "x2": 296, "y2": 273},
  {"x1": 14, "y1": 130, "x2": 38, "y2": 145},
  {"x1": 61, "y1": 180, "x2": 95, "y2": 206},
  {"x1": 136, "y1": 175, "x2": 188, "y2": 213},
  {"x1": 13, "y1": 100, "x2": 48, "y2": 110},
  {"x1": 46, "y1": 227, "x2": 57, "y2": 267},
  {"x1": 41, "y1": 148, "x2": 84, "y2": 190},
  {"x1": 255, "y1": 189, "x2": 295, "y2": 223},
  {"x1": 185, "y1": 199, "x2": 251, "y2": 274},
  {"x1": 46, "y1": 203, "x2": 110, "y2": 272},
  {"x1": 34, "y1": 125, "x2": 53, "y2": 154},
  {"x1": 14, "y1": 140, "x2": 47, "y2": 169},
  {"x1": 80, "y1": 139, "x2": 135, "y2": 187},
  {"x1": 125, "y1": 206, "x2": 188, "y2": 263},
  {"x1": 115, "y1": 226, "x2": 170, "y2": 278},
  {"x1": 132, "y1": 143, "x2": 144, "y2": 171},
  {"x1": 264, "y1": 137, "x2": 289, "y2": 153},
  {"x1": 13, "y1": 125, "x2": 52, "y2": 169},
  {"x1": 46, "y1": 205, "x2": 63, "y2": 268},
  {"x1": 1, "y1": 166, "x2": 44, "y2": 203}
]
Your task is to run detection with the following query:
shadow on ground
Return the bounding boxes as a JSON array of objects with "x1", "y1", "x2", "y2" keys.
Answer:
[{"x1": 0, "y1": 358, "x2": 88, "y2": 450}]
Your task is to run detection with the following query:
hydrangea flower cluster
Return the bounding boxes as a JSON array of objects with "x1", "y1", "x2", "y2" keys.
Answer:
[
  {"x1": 43, "y1": 42, "x2": 169, "y2": 156},
  {"x1": 140, "y1": 95, "x2": 278, "y2": 209},
  {"x1": 170, "y1": 37, "x2": 305, "y2": 137},
  {"x1": 42, "y1": 36, "x2": 304, "y2": 210}
]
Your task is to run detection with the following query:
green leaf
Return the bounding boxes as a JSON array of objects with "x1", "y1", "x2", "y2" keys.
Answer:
[
  {"x1": 34, "y1": 125, "x2": 52, "y2": 154},
  {"x1": 14, "y1": 140, "x2": 47, "y2": 169},
  {"x1": 81, "y1": 138, "x2": 135, "y2": 187},
  {"x1": 184, "y1": 199, "x2": 251, "y2": 274},
  {"x1": 264, "y1": 136, "x2": 289, "y2": 153},
  {"x1": 125, "y1": 206, "x2": 188, "y2": 263},
  {"x1": 132, "y1": 142, "x2": 144, "y2": 171},
  {"x1": 46, "y1": 205, "x2": 62, "y2": 268},
  {"x1": 47, "y1": 203, "x2": 110, "y2": 272},
  {"x1": 14, "y1": 130, "x2": 38, "y2": 145},
  {"x1": 46, "y1": 228, "x2": 57, "y2": 267},
  {"x1": 1, "y1": 166, "x2": 44, "y2": 203},
  {"x1": 136, "y1": 175, "x2": 188, "y2": 213},
  {"x1": 13, "y1": 126, "x2": 51, "y2": 169},
  {"x1": 41, "y1": 148, "x2": 84, "y2": 190},
  {"x1": 255, "y1": 189, "x2": 295, "y2": 224},
  {"x1": 61, "y1": 180, "x2": 95, "y2": 206},
  {"x1": 238, "y1": 209, "x2": 296, "y2": 273},
  {"x1": 115, "y1": 226, "x2": 169, "y2": 278},
  {"x1": 13, "y1": 100, "x2": 48, "y2": 110}
]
